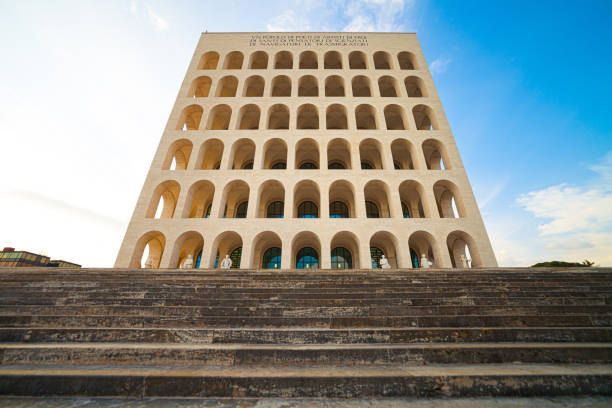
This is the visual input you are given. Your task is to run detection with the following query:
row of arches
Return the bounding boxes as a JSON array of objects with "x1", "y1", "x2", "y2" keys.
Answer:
[
  {"x1": 198, "y1": 50, "x2": 418, "y2": 71},
  {"x1": 148, "y1": 178, "x2": 464, "y2": 221},
  {"x1": 132, "y1": 229, "x2": 481, "y2": 271},
  {"x1": 188, "y1": 75, "x2": 427, "y2": 98},
  {"x1": 177, "y1": 103, "x2": 439, "y2": 131},
  {"x1": 165, "y1": 138, "x2": 449, "y2": 172}
]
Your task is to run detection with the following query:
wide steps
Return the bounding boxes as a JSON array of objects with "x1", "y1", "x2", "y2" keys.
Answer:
[
  {"x1": 0, "y1": 267, "x2": 611, "y2": 399},
  {"x1": 1, "y1": 364, "x2": 611, "y2": 398}
]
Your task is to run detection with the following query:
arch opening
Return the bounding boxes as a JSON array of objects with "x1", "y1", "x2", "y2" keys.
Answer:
[
  {"x1": 384, "y1": 104, "x2": 407, "y2": 130},
  {"x1": 329, "y1": 180, "x2": 355, "y2": 218},
  {"x1": 183, "y1": 180, "x2": 215, "y2": 219},
  {"x1": 253, "y1": 231, "x2": 282, "y2": 269},
  {"x1": 215, "y1": 76, "x2": 238, "y2": 97},
  {"x1": 399, "y1": 180, "x2": 427, "y2": 218},
  {"x1": 267, "y1": 104, "x2": 290, "y2": 129},
  {"x1": 229, "y1": 139, "x2": 256, "y2": 170},
  {"x1": 170, "y1": 231, "x2": 204, "y2": 268},
  {"x1": 398, "y1": 51, "x2": 417, "y2": 70},
  {"x1": 198, "y1": 51, "x2": 219, "y2": 69},
  {"x1": 378, "y1": 75, "x2": 399, "y2": 97},
  {"x1": 237, "y1": 104, "x2": 261, "y2": 130},
  {"x1": 413, "y1": 104, "x2": 439, "y2": 130},
  {"x1": 297, "y1": 104, "x2": 319, "y2": 129},
  {"x1": 197, "y1": 138, "x2": 224, "y2": 170},
  {"x1": 325, "y1": 75, "x2": 345, "y2": 97},
  {"x1": 147, "y1": 180, "x2": 180, "y2": 219},
  {"x1": 391, "y1": 139, "x2": 416, "y2": 170},
  {"x1": 331, "y1": 231, "x2": 360, "y2": 269},
  {"x1": 299, "y1": 51, "x2": 318, "y2": 69},
  {"x1": 271, "y1": 75, "x2": 291, "y2": 97},
  {"x1": 352, "y1": 75, "x2": 371, "y2": 97},
  {"x1": 243, "y1": 76, "x2": 265, "y2": 97},
  {"x1": 409, "y1": 231, "x2": 439, "y2": 268},
  {"x1": 274, "y1": 51, "x2": 293, "y2": 69},
  {"x1": 163, "y1": 139, "x2": 192, "y2": 170},
  {"x1": 177, "y1": 105, "x2": 203, "y2": 130},
  {"x1": 326, "y1": 104, "x2": 348, "y2": 129},
  {"x1": 298, "y1": 75, "x2": 318, "y2": 96},
  {"x1": 292, "y1": 232, "x2": 321, "y2": 269},
  {"x1": 370, "y1": 231, "x2": 399, "y2": 268},
  {"x1": 422, "y1": 139, "x2": 450, "y2": 170},
  {"x1": 219, "y1": 180, "x2": 249, "y2": 218},
  {"x1": 223, "y1": 51, "x2": 244, "y2": 69},
  {"x1": 434, "y1": 180, "x2": 465, "y2": 218},
  {"x1": 188, "y1": 76, "x2": 212, "y2": 97},
  {"x1": 349, "y1": 51, "x2": 367, "y2": 69},
  {"x1": 364, "y1": 180, "x2": 391, "y2": 218},
  {"x1": 295, "y1": 138, "x2": 319, "y2": 169},
  {"x1": 327, "y1": 138, "x2": 351, "y2": 169},
  {"x1": 447, "y1": 230, "x2": 483, "y2": 268},
  {"x1": 211, "y1": 231, "x2": 243, "y2": 269},
  {"x1": 293, "y1": 180, "x2": 320, "y2": 218},
  {"x1": 130, "y1": 231, "x2": 165, "y2": 269},
  {"x1": 405, "y1": 76, "x2": 426, "y2": 97},
  {"x1": 324, "y1": 51, "x2": 342, "y2": 69},
  {"x1": 249, "y1": 51, "x2": 268, "y2": 69},
  {"x1": 373, "y1": 51, "x2": 392, "y2": 69},
  {"x1": 206, "y1": 104, "x2": 232, "y2": 130},
  {"x1": 355, "y1": 104, "x2": 378, "y2": 129},
  {"x1": 262, "y1": 138, "x2": 288, "y2": 169},
  {"x1": 257, "y1": 180, "x2": 285, "y2": 218},
  {"x1": 359, "y1": 138, "x2": 384, "y2": 169}
]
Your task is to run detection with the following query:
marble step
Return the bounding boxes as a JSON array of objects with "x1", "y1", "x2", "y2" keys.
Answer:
[
  {"x1": 1, "y1": 343, "x2": 611, "y2": 366},
  {"x1": 3, "y1": 327, "x2": 611, "y2": 344},
  {"x1": 1, "y1": 364, "x2": 611, "y2": 397}
]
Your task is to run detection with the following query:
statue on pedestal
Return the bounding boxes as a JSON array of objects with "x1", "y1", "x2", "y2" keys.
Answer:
[
  {"x1": 380, "y1": 254, "x2": 391, "y2": 269},
  {"x1": 182, "y1": 254, "x2": 193, "y2": 269},
  {"x1": 220, "y1": 254, "x2": 233, "y2": 269},
  {"x1": 460, "y1": 254, "x2": 471, "y2": 268},
  {"x1": 420, "y1": 254, "x2": 433, "y2": 269},
  {"x1": 144, "y1": 256, "x2": 155, "y2": 269}
]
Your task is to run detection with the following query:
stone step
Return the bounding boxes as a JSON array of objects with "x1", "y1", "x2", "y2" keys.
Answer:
[
  {"x1": 2, "y1": 343, "x2": 611, "y2": 367},
  {"x1": 1, "y1": 364, "x2": 611, "y2": 397},
  {"x1": 3, "y1": 327, "x2": 610, "y2": 344},
  {"x1": 2, "y1": 297, "x2": 610, "y2": 308},
  {"x1": 0, "y1": 305, "x2": 610, "y2": 317},
  {"x1": 1, "y1": 314, "x2": 610, "y2": 328}
]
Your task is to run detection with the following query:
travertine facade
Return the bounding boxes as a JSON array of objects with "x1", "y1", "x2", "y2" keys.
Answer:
[{"x1": 115, "y1": 32, "x2": 497, "y2": 270}]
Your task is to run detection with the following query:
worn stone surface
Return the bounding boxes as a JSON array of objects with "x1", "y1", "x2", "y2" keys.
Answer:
[{"x1": 0, "y1": 267, "x2": 611, "y2": 399}]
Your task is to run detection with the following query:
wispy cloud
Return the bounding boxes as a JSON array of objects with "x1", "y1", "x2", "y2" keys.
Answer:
[
  {"x1": 266, "y1": 10, "x2": 311, "y2": 32},
  {"x1": 430, "y1": 56, "x2": 451, "y2": 74},
  {"x1": 266, "y1": 0, "x2": 413, "y2": 33},
  {"x1": 513, "y1": 151, "x2": 612, "y2": 265},
  {"x1": 146, "y1": 5, "x2": 168, "y2": 31}
]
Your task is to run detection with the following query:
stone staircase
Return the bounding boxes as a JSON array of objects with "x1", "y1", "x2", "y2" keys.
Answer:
[{"x1": 0, "y1": 267, "x2": 611, "y2": 399}]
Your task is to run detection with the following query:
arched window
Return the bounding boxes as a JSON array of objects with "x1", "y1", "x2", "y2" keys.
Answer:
[
  {"x1": 349, "y1": 51, "x2": 367, "y2": 69},
  {"x1": 402, "y1": 202, "x2": 411, "y2": 218},
  {"x1": 298, "y1": 201, "x2": 318, "y2": 218},
  {"x1": 299, "y1": 162, "x2": 317, "y2": 169},
  {"x1": 262, "y1": 247, "x2": 281, "y2": 269},
  {"x1": 229, "y1": 247, "x2": 242, "y2": 269},
  {"x1": 271, "y1": 162, "x2": 286, "y2": 169},
  {"x1": 365, "y1": 201, "x2": 380, "y2": 218},
  {"x1": 331, "y1": 247, "x2": 352, "y2": 269},
  {"x1": 266, "y1": 201, "x2": 284, "y2": 218},
  {"x1": 328, "y1": 162, "x2": 345, "y2": 170},
  {"x1": 296, "y1": 247, "x2": 318, "y2": 269},
  {"x1": 370, "y1": 247, "x2": 384, "y2": 268},
  {"x1": 329, "y1": 201, "x2": 349, "y2": 218},
  {"x1": 410, "y1": 248, "x2": 420, "y2": 268},
  {"x1": 235, "y1": 201, "x2": 248, "y2": 218},
  {"x1": 361, "y1": 162, "x2": 373, "y2": 170}
]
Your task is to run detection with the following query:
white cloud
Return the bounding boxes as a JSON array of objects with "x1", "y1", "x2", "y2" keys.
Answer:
[
  {"x1": 266, "y1": 10, "x2": 311, "y2": 32},
  {"x1": 430, "y1": 56, "x2": 451, "y2": 74},
  {"x1": 512, "y1": 151, "x2": 612, "y2": 265},
  {"x1": 342, "y1": 0, "x2": 410, "y2": 32},
  {"x1": 147, "y1": 5, "x2": 168, "y2": 31}
]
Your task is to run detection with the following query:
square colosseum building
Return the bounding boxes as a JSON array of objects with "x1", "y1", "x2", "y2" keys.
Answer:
[{"x1": 114, "y1": 32, "x2": 498, "y2": 271}]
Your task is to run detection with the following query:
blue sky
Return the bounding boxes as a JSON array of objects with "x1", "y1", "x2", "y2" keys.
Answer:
[{"x1": 0, "y1": 0, "x2": 610, "y2": 267}]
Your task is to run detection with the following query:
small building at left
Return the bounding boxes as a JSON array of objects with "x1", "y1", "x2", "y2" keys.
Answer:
[{"x1": 0, "y1": 247, "x2": 80, "y2": 268}]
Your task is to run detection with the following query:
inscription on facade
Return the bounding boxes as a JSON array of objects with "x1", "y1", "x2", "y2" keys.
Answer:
[{"x1": 249, "y1": 34, "x2": 368, "y2": 47}]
